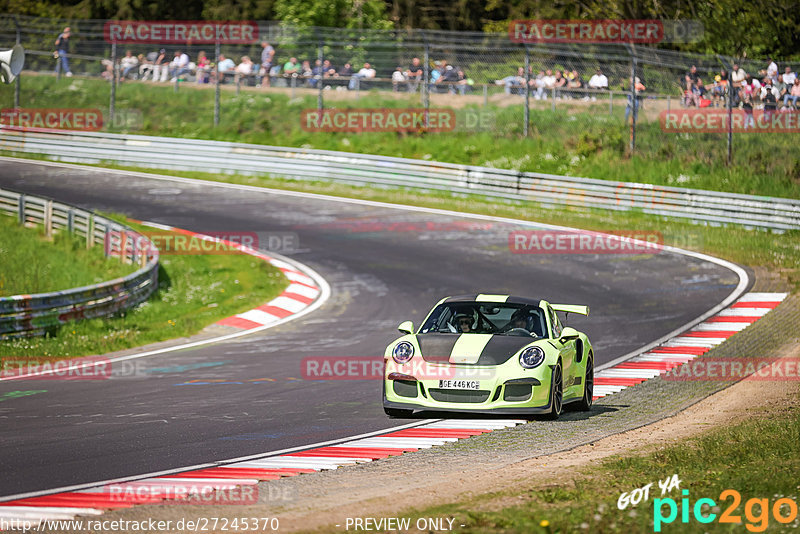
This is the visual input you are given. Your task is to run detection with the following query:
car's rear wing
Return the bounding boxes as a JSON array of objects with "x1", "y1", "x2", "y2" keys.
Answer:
[{"x1": 552, "y1": 304, "x2": 589, "y2": 316}]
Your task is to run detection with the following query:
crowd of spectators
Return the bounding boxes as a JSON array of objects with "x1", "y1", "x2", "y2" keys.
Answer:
[{"x1": 95, "y1": 39, "x2": 798, "y2": 112}]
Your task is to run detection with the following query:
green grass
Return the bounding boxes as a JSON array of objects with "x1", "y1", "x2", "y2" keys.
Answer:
[
  {"x1": 395, "y1": 387, "x2": 800, "y2": 533},
  {"x1": 4, "y1": 74, "x2": 799, "y2": 199},
  {"x1": 0, "y1": 217, "x2": 289, "y2": 359},
  {"x1": 0, "y1": 212, "x2": 135, "y2": 296}
]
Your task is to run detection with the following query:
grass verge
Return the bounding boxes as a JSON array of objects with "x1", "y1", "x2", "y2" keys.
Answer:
[
  {"x1": 0, "y1": 216, "x2": 288, "y2": 359},
  {"x1": 6, "y1": 74, "x2": 800, "y2": 199},
  {"x1": 0, "y1": 212, "x2": 135, "y2": 296},
  {"x1": 396, "y1": 384, "x2": 800, "y2": 534}
]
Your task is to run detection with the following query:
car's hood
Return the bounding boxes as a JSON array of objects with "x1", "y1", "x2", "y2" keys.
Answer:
[{"x1": 416, "y1": 333, "x2": 536, "y2": 365}]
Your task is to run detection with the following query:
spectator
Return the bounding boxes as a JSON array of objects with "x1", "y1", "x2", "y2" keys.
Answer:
[
  {"x1": 774, "y1": 74, "x2": 788, "y2": 105},
  {"x1": 195, "y1": 51, "x2": 211, "y2": 84},
  {"x1": 259, "y1": 41, "x2": 275, "y2": 87},
  {"x1": 686, "y1": 65, "x2": 699, "y2": 83},
  {"x1": 567, "y1": 69, "x2": 583, "y2": 99},
  {"x1": 348, "y1": 62, "x2": 375, "y2": 90},
  {"x1": 740, "y1": 88, "x2": 755, "y2": 129},
  {"x1": 437, "y1": 64, "x2": 459, "y2": 94},
  {"x1": 309, "y1": 59, "x2": 324, "y2": 88},
  {"x1": 530, "y1": 70, "x2": 546, "y2": 99},
  {"x1": 338, "y1": 62, "x2": 353, "y2": 77},
  {"x1": 322, "y1": 60, "x2": 337, "y2": 78},
  {"x1": 683, "y1": 75, "x2": 699, "y2": 106},
  {"x1": 214, "y1": 53, "x2": 235, "y2": 83},
  {"x1": 553, "y1": 69, "x2": 567, "y2": 98},
  {"x1": 782, "y1": 66, "x2": 796, "y2": 87},
  {"x1": 429, "y1": 60, "x2": 443, "y2": 91},
  {"x1": 405, "y1": 57, "x2": 423, "y2": 92},
  {"x1": 761, "y1": 80, "x2": 779, "y2": 120},
  {"x1": 54, "y1": 26, "x2": 72, "y2": 76},
  {"x1": 500, "y1": 67, "x2": 525, "y2": 95},
  {"x1": 455, "y1": 67, "x2": 470, "y2": 95},
  {"x1": 119, "y1": 50, "x2": 138, "y2": 81},
  {"x1": 711, "y1": 69, "x2": 728, "y2": 107},
  {"x1": 587, "y1": 68, "x2": 608, "y2": 99},
  {"x1": 234, "y1": 56, "x2": 254, "y2": 86},
  {"x1": 100, "y1": 58, "x2": 113, "y2": 81},
  {"x1": 140, "y1": 49, "x2": 168, "y2": 82},
  {"x1": 392, "y1": 66, "x2": 406, "y2": 92},
  {"x1": 766, "y1": 57, "x2": 778, "y2": 82},
  {"x1": 300, "y1": 60, "x2": 313, "y2": 85},
  {"x1": 625, "y1": 76, "x2": 646, "y2": 122},
  {"x1": 784, "y1": 79, "x2": 800, "y2": 109},
  {"x1": 283, "y1": 57, "x2": 300, "y2": 76},
  {"x1": 169, "y1": 50, "x2": 191, "y2": 82}
]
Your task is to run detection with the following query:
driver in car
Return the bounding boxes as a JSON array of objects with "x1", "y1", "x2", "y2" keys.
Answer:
[
  {"x1": 503, "y1": 309, "x2": 533, "y2": 334},
  {"x1": 455, "y1": 313, "x2": 474, "y2": 333}
]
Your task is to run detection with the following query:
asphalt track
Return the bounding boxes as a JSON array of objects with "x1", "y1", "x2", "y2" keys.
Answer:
[{"x1": 0, "y1": 159, "x2": 744, "y2": 498}]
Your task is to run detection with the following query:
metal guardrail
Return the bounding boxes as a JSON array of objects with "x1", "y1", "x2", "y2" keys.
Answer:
[
  {"x1": 1, "y1": 128, "x2": 799, "y2": 231},
  {"x1": 0, "y1": 188, "x2": 159, "y2": 338}
]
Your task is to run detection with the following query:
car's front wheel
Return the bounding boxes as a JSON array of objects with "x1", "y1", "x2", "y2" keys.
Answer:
[
  {"x1": 545, "y1": 361, "x2": 563, "y2": 420},
  {"x1": 384, "y1": 407, "x2": 413, "y2": 418}
]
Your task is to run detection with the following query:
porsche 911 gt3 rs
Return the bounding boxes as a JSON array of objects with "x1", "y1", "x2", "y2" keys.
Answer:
[{"x1": 383, "y1": 294, "x2": 593, "y2": 418}]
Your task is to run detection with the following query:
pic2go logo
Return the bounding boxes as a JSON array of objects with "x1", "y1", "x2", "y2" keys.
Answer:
[{"x1": 654, "y1": 489, "x2": 799, "y2": 532}]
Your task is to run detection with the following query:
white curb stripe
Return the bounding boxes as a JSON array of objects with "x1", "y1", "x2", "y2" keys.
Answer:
[{"x1": 266, "y1": 295, "x2": 307, "y2": 313}]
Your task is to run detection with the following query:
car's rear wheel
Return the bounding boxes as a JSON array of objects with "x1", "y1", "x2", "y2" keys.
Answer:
[
  {"x1": 384, "y1": 407, "x2": 413, "y2": 418},
  {"x1": 545, "y1": 362, "x2": 563, "y2": 420},
  {"x1": 576, "y1": 354, "x2": 594, "y2": 411}
]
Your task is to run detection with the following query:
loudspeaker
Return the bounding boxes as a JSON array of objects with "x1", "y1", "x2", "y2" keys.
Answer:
[{"x1": 0, "y1": 44, "x2": 25, "y2": 84}]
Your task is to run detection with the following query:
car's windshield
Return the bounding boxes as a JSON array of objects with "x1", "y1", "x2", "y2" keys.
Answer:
[{"x1": 419, "y1": 302, "x2": 546, "y2": 337}]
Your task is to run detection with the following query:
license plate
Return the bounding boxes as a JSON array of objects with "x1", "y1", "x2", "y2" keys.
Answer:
[{"x1": 438, "y1": 379, "x2": 480, "y2": 390}]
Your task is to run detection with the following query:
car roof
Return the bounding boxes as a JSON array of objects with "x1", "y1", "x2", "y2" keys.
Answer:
[{"x1": 442, "y1": 294, "x2": 542, "y2": 307}]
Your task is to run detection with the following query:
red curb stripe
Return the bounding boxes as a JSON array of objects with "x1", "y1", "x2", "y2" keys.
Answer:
[
  {"x1": 706, "y1": 316, "x2": 760, "y2": 323},
  {"x1": 616, "y1": 361, "x2": 680, "y2": 370},
  {"x1": 0, "y1": 492, "x2": 158, "y2": 508},
  {"x1": 651, "y1": 346, "x2": 709, "y2": 355},
  {"x1": 281, "y1": 292, "x2": 314, "y2": 305},
  {"x1": 682, "y1": 331, "x2": 737, "y2": 338},
  {"x1": 164, "y1": 467, "x2": 310, "y2": 479},
  {"x1": 731, "y1": 301, "x2": 780, "y2": 309},
  {"x1": 255, "y1": 305, "x2": 293, "y2": 318},
  {"x1": 288, "y1": 450, "x2": 392, "y2": 460},
  {"x1": 287, "y1": 279, "x2": 320, "y2": 291},
  {"x1": 216, "y1": 316, "x2": 263, "y2": 330}
]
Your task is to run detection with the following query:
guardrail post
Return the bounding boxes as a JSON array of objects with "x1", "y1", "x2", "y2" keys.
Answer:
[
  {"x1": 214, "y1": 41, "x2": 221, "y2": 127},
  {"x1": 667, "y1": 95, "x2": 671, "y2": 113},
  {"x1": 609, "y1": 90, "x2": 613, "y2": 114},
  {"x1": 110, "y1": 41, "x2": 117, "y2": 127},
  {"x1": 551, "y1": 87, "x2": 555, "y2": 111},
  {"x1": 18, "y1": 194, "x2": 25, "y2": 224},
  {"x1": 290, "y1": 75, "x2": 296, "y2": 99},
  {"x1": 87, "y1": 215, "x2": 94, "y2": 249},
  {"x1": 67, "y1": 209, "x2": 74, "y2": 233},
  {"x1": 483, "y1": 84, "x2": 488, "y2": 107},
  {"x1": 104, "y1": 228, "x2": 111, "y2": 257},
  {"x1": 423, "y1": 37, "x2": 430, "y2": 127},
  {"x1": 236, "y1": 75, "x2": 241, "y2": 95},
  {"x1": 44, "y1": 200, "x2": 53, "y2": 238},
  {"x1": 524, "y1": 45, "x2": 530, "y2": 138}
]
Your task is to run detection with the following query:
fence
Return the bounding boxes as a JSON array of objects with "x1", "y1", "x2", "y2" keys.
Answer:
[
  {"x1": 1, "y1": 15, "x2": 798, "y2": 159},
  {"x1": 1, "y1": 129, "x2": 797, "y2": 232},
  {"x1": 0, "y1": 187, "x2": 160, "y2": 338}
]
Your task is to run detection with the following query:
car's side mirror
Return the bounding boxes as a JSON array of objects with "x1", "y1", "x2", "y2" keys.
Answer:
[
  {"x1": 559, "y1": 327, "x2": 580, "y2": 343},
  {"x1": 398, "y1": 321, "x2": 414, "y2": 335}
]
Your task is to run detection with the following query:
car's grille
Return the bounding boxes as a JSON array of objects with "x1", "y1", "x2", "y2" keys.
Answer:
[
  {"x1": 393, "y1": 380, "x2": 418, "y2": 398},
  {"x1": 503, "y1": 384, "x2": 532, "y2": 402},
  {"x1": 429, "y1": 389, "x2": 491, "y2": 403}
]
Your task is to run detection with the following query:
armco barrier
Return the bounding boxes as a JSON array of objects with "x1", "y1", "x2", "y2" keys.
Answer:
[
  {"x1": 1, "y1": 128, "x2": 799, "y2": 231},
  {"x1": 0, "y1": 188, "x2": 159, "y2": 338}
]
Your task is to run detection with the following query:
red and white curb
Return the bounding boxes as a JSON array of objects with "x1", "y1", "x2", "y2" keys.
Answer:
[
  {"x1": 0, "y1": 419, "x2": 525, "y2": 526},
  {"x1": 593, "y1": 292, "x2": 788, "y2": 399},
  {"x1": 139, "y1": 222, "x2": 323, "y2": 332}
]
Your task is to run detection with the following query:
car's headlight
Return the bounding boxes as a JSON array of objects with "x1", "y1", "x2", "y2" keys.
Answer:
[
  {"x1": 519, "y1": 346, "x2": 545, "y2": 369},
  {"x1": 392, "y1": 341, "x2": 414, "y2": 364}
]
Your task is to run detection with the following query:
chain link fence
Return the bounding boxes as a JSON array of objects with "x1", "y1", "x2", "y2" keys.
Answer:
[{"x1": 1, "y1": 15, "x2": 797, "y2": 169}]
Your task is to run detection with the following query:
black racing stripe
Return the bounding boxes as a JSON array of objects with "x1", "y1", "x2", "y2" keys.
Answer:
[
  {"x1": 505, "y1": 296, "x2": 541, "y2": 307},
  {"x1": 475, "y1": 336, "x2": 536, "y2": 365},
  {"x1": 417, "y1": 333, "x2": 460, "y2": 363}
]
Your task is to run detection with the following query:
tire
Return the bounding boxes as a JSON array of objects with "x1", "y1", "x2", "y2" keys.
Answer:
[
  {"x1": 576, "y1": 354, "x2": 594, "y2": 411},
  {"x1": 384, "y1": 407, "x2": 413, "y2": 418},
  {"x1": 545, "y1": 361, "x2": 563, "y2": 420}
]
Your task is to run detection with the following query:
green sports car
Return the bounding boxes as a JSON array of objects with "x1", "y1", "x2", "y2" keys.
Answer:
[{"x1": 383, "y1": 294, "x2": 594, "y2": 418}]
